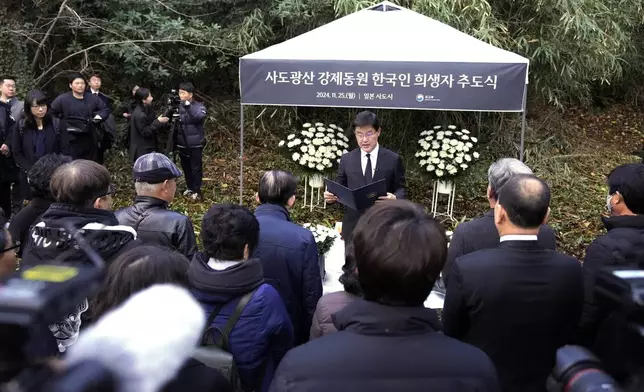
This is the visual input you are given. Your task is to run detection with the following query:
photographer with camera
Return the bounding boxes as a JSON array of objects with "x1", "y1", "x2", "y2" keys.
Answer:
[
  {"x1": 175, "y1": 83, "x2": 206, "y2": 201},
  {"x1": 129, "y1": 88, "x2": 169, "y2": 163}
]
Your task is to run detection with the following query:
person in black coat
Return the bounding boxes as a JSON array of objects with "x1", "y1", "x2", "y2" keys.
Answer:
[
  {"x1": 0, "y1": 77, "x2": 20, "y2": 219},
  {"x1": 324, "y1": 111, "x2": 406, "y2": 244},
  {"x1": 443, "y1": 175, "x2": 584, "y2": 392},
  {"x1": 441, "y1": 158, "x2": 557, "y2": 286},
  {"x1": 176, "y1": 82, "x2": 207, "y2": 199},
  {"x1": 88, "y1": 74, "x2": 116, "y2": 165},
  {"x1": 253, "y1": 170, "x2": 322, "y2": 346},
  {"x1": 270, "y1": 200, "x2": 501, "y2": 392},
  {"x1": 50, "y1": 73, "x2": 109, "y2": 162},
  {"x1": 12, "y1": 90, "x2": 70, "y2": 200},
  {"x1": 128, "y1": 88, "x2": 169, "y2": 163},
  {"x1": 579, "y1": 163, "x2": 644, "y2": 378},
  {"x1": 116, "y1": 85, "x2": 139, "y2": 150},
  {"x1": 9, "y1": 153, "x2": 72, "y2": 257}
]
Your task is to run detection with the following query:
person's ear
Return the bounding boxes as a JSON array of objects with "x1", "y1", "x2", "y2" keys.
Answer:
[
  {"x1": 255, "y1": 192, "x2": 260, "y2": 204},
  {"x1": 243, "y1": 244, "x2": 250, "y2": 260},
  {"x1": 287, "y1": 195, "x2": 296, "y2": 208},
  {"x1": 542, "y1": 207, "x2": 550, "y2": 225},
  {"x1": 614, "y1": 191, "x2": 623, "y2": 205},
  {"x1": 494, "y1": 203, "x2": 504, "y2": 226},
  {"x1": 93, "y1": 198, "x2": 101, "y2": 209},
  {"x1": 487, "y1": 185, "x2": 494, "y2": 201}
]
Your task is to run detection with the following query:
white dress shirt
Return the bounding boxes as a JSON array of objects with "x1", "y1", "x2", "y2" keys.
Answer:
[
  {"x1": 90, "y1": 89, "x2": 100, "y2": 95},
  {"x1": 499, "y1": 234, "x2": 538, "y2": 242},
  {"x1": 361, "y1": 144, "x2": 379, "y2": 177}
]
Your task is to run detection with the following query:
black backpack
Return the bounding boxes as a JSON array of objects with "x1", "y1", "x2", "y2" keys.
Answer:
[
  {"x1": 193, "y1": 288, "x2": 259, "y2": 392},
  {"x1": 18, "y1": 117, "x2": 61, "y2": 137}
]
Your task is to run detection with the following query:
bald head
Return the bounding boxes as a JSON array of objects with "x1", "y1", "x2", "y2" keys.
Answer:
[
  {"x1": 497, "y1": 174, "x2": 550, "y2": 228},
  {"x1": 50, "y1": 160, "x2": 111, "y2": 206},
  {"x1": 258, "y1": 170, "x2": 297, "y2": 206}
]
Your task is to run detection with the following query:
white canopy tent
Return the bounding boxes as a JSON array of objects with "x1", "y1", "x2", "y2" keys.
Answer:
[{"x1": 239, "y1": 1, "x2": 530, "y2": 202}]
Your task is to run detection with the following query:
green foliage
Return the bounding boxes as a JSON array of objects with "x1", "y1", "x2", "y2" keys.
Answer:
[{"x1": 2, "y1": 0, "x2": 642, "y2": 106}]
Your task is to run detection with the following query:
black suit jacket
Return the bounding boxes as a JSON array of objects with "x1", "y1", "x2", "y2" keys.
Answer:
[
  {"x1": 443, "y1": 241, "x2": 584, "y2": 392},
  {"x1": 442, "y1": 210, "x2": 557, "y2": 285},
  {"x1": 335, "y1": 147, "x2": 405, "y2": 240},
  {"x1": 89, "y1": 91, "x2": 112, "y2": 113}
]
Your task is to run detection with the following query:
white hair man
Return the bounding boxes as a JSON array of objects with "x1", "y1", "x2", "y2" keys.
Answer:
[
  {"x1": 115, "y1": 153, "x2": 197, "y2": 259},
  {"x1": 441, "y1": 158, "x2": 557, "y2": 286}
]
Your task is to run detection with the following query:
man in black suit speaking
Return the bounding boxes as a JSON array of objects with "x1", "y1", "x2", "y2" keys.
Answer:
[{"x1": 324, "y1": 111, "x2": 406, "y2": 243}]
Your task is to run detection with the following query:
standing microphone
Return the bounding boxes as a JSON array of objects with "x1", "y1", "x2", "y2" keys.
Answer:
[{"x1": 63, "y1": 284, "x2": 205, "y2": 392}]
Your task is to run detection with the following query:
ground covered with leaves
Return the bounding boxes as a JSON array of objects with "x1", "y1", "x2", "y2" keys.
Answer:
[{"x1": 107, "y1": 103, "x2": 642, "y2": 260}]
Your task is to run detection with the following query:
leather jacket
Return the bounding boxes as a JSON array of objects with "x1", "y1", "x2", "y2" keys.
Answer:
[{"x1": 114, "y1": 195, "x2": 198, "y2": 259}]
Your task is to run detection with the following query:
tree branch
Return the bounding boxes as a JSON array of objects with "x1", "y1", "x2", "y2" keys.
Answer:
[
  {"x1": 31, "y1": 0, "x2": 69, "y2": 72},
  {"x1": 152, "y1": 0, "x2": 219, "y2": 18},
  {"x1": 33, "y1": 39, "x2": 231, "y2": 85}
]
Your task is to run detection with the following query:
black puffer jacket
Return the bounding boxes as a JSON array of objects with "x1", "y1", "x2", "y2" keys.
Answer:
[
  {"x1": 270, "y1": 299, "x2": 500, "y2": 392},
  {"x1": 176, "y1": 101, "x2": 206, "y2": 148},
  {"x1": 580, "y1": 215, "x2": 644, "y2": 343},
  {"x1": 114, "y1": 196, "x2": 198, "y2": 259},
  {"x1": 22, "y1": 203, "x2": 140, "y2": 267}
]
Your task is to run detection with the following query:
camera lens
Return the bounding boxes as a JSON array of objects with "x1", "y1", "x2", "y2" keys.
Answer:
[{"x1": 563, "y1": 368, "x2": 622, "y2": 392}]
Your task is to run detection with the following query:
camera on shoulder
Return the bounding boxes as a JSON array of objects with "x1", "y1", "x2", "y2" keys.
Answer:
[{"x1": 548, "y1": 267, "x2": 644, "y2": 392}]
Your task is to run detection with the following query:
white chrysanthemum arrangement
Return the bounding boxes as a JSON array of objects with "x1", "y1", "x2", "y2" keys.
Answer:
[
  {"x1": 302, "y1": 223, "x2": 338, "y2": 256},
  {"x1": 278, "y1": 122, "x2": 350, "y2": 173},
  {"x1": 415, "y1": 125, "x2": 480, "y2": 178}
]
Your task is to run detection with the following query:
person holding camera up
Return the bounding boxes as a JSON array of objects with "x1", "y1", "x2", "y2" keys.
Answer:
[
  {"x1": 176, "y1": 82, "x2": 206, "y2": 201},
  {"x1": 129, "y1": 88, "x2": 169, "y2": 163}
]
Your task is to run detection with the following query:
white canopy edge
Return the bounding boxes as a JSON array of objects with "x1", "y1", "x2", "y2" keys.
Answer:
[{"x1": 242, "y1": 1, "x2": 529, "y2": 65}]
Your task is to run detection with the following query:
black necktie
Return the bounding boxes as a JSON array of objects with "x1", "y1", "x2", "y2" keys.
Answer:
[{"x1": 365, "y1": 153, "x2": 373, "y2": 183}]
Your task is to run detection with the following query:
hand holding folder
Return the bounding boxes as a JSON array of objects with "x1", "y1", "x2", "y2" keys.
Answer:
[{"x1": 324, "y1": 179, "x2": 387, "y2": 211}]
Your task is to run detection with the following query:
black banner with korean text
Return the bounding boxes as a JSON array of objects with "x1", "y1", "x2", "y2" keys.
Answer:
[{"x1": 239, "y1": 59, "x2": 528, "y2": 112}]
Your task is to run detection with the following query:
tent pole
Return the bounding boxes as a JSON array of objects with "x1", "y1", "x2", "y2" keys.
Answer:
[
  {"x1": 519, "y1": 85, "x2": 527, "y2": 162},
  {"x1": 239, "y1": 103, "x2": 245, "y2": 205}
]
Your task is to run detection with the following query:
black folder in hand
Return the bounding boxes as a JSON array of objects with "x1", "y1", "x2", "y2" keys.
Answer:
[{"x1": 325, "y1": 178, "x2": 387, "y2": 211}]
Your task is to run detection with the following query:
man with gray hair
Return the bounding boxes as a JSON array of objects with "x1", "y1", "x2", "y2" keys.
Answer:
[
  {"x1": 115, "y1": 152, "x2": 197, "y2": 259},
  {"x1": 441, "y1": 158, "x2": 556, "y2": 285},
  {"x1": 253, "y1": 170, "x2": 322, "y2": 346}
]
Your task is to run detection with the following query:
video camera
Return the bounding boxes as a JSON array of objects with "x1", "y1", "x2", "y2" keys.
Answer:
[
  {"x1": 547, "y1": 267, "x2": 644, "y2": 392},
  {"x1": 163, "y1": 89, "x2": 182, "y2": 120},
  {"x1": 0, "y1": 223, "x2": 113, "y2": 391}
]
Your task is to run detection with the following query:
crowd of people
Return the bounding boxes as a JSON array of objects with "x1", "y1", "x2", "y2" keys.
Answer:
[
  {"x1": 0, "y1": 74, "x2": 207, "y2": 222},
  {"x1": 0, "y1": 86, "x2": 642, "y2": 391}
]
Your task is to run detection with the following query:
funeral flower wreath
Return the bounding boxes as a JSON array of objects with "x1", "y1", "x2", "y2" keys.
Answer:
[
  {"x1": 279, "y1": 122, "x2": 350, "y2": 173},
  {"x1": 415, "y1": 125, "x2": 480, "y2": 178}
]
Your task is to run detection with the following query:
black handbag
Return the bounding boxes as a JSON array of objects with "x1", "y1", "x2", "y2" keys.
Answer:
[
  {"x1": 66, "y1": 115, "x2": 91, "y2": 134},
  {"x1": 192, "y1": 288, "x2": 258, "y2": 392}
]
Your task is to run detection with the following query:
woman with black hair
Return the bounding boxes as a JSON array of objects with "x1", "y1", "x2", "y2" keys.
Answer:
[
  {"x1": 9, "y1": 153, "x2": 72, "y2": 257},
  {"x1": 129, "y1": 88, "x2": 169, "y2": 162},
  {"x1": 12, "y1": 90, "x2": 69, "y2": 200},
  {"x1": 310, "y1": 242, "x2": 363, "y2": 339},
  {"x1": 88, "y1": 246, "x2": 232, "y2": 392}
]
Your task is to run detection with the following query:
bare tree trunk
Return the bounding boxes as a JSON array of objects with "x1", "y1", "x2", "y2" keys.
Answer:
[{"x1": 31, "y1": 0, "x2": 69, "y2": 72}]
